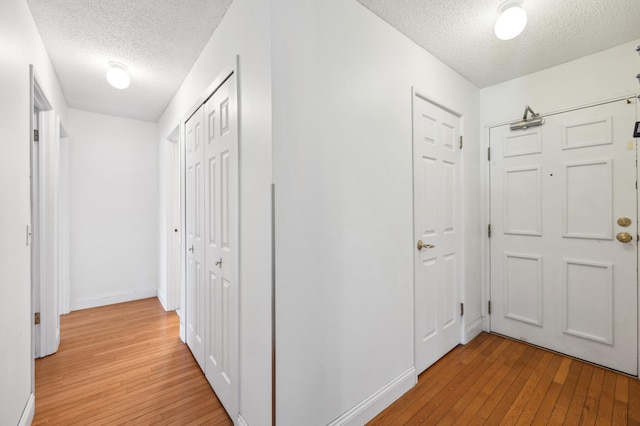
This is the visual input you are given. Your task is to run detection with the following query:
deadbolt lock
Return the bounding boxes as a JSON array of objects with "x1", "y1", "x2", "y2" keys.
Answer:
[{"x1": 617, "y1": 217, "x2": 632, "y2": 227}]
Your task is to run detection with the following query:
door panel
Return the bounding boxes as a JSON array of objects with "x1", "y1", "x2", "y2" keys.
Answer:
[
  {"x1": 413, "y1": 94, "x2": 462, "y2": 374},
  {"x1": 203, "y1": 75, "x2": 238, "y2": 418},
  {"x1": 490, "y1": 99, "x2": 638, "y2": 375},
  {"x1": 185, "y1": 106, "x2": 205, "y2": 369}
]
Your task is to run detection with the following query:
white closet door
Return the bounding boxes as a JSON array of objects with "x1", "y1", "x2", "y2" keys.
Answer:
[
  {"x1": 203, "y1": 74, "x2": 239, "y2": 418},
  {"x1": 185, "y1": 105, "x2": 206, "y2": 369}
]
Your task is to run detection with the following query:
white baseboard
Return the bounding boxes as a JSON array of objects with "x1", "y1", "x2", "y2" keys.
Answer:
[
  {"x1": 464, "y1": 316, "x2": 484, "y2": 344},
  {"x1": 18, "y1": 392, "x2": 35, "y2": 426},
  {"x1": 236, "y1": 413, "x2": 249, "y2": 426},
  {"x1": 70, "y1": 288, "x2": 158, "y2": 311},
  {"x1": 327, "y1": 367, "x2": 416, "y2": 426}
]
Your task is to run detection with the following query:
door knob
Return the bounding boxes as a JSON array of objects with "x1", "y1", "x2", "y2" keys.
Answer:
[
  {"x1": 616, "y1": 232, "x2": 633, "y2": 243},
  {"x1": 417, "y1": 240, "x2": 435, "y2": 251},
  {"x1": 215, "y1": 258, "x2": 223, "y2": 267},
  {"x1": 188, "y1": 245, "x2": 194, "y2": 252}
]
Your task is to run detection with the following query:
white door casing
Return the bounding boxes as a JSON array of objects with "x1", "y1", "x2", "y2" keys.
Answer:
[
  {"x1": 413, "y1": 93, "x2": 463, "y2": 374},
  {"x1": 185, "y1": 105, "x2": 206, "y2": 369},
  {"x1": 184, "y1": 72, "x2": 239, "y2": 419},
  {"x1": 489, "y1": 99, "x2": 638, "y2": 375},
  {"x1": 203, "y1": 74, "x2": 239, "y2": 418}
]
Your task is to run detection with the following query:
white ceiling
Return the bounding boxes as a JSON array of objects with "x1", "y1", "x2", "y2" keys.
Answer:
[
  {"x1": 357, "y1": 0, "x2": 640, "y2": 88},
  {"x1": 27, "y1": 0, "x2": 640, "y2": 122},
  {"x1": 27, "y1": 0, "x2": 232, "y2": 122}
]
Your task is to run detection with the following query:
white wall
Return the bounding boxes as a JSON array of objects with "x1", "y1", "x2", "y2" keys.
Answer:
[
  {"x1": 0, "y1": 0, "x2": 68, "y2": 424},
  {"x1": 271, "y1": 1, "x2": 481, "y2": 424},
  {"x1": 480, "y1": 40, "x2": 640, "y2": 125},
  {"x1": 157, "y1": 0, "x2": 272, "y2": 423},
  {"x1": 68, "y1": 109, "x2": 158, "y2": 310}
]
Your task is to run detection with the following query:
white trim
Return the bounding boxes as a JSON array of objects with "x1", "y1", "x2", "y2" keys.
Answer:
[
  {"x1": 327, "y1": 367, "x2": 416, "y2": 426},
  {"x1": 237, "y1": 413, "x2": 249, "y2": 426},
  {"x1": 464, "y1": 317, "x2": 484, "y2": 344},
  {"x1": 482, "y1": 125, "x2": 491, "y2": 333},
  {"x1": 18, "y1": 393, "x2": 35, "y2": 426},
  {"x1": 165, "y1": 132, "x2": 181, "y2": 312},
  {"x1": 59, "y1": 136, "x2": 71, "y2": 315},
  {"x1": 70, "y1": 288, "x2": 158, "y2": 311}
]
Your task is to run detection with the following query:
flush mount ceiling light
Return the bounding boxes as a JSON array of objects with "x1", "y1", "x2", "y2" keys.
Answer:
[
  {"x1": 494, "y1": 0, "x2": 528, "y2": 41},
  {"x1": 106, "y1": 62, "x2": 130, "y2": 89}
]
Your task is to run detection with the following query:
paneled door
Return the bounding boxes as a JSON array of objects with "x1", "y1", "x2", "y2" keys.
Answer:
[
  {"x1": 490, "y1": 99, "x2": 638, "y2": 375},
  {"x1": 185, "y1": 105, "x2": 206, "y2": 369},
  {"x1": 184, "y1": 72, "x2": 239, "y2": 419},
  {"x1": 413, "y1": 93, "x2": 463, "y2": 374},
  {"x1": 203, "y1": 74, "x2": 238, "y2": 418}
]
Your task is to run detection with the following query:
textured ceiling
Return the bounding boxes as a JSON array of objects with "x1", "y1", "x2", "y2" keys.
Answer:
[
  {"x1": 27, "y1": 1, "x2": 640, "y2": 122},
  {"x1": 357, "y1": 0, "x2": 640, "y2": 88},
  {"x1": 27, "y1": 0, "x2": 232, "y2": 122}
]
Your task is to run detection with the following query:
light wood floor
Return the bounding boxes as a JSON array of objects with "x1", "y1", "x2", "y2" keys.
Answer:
[
  {"x1": 34, "y1": 299, "x2": 639, "y2": 425},
  {"x1": 369, "y1": 332, "x2": 640, "y2": 425},
  {"x1": 33, "y1": 297, "x2": 232, "y2": 425}
]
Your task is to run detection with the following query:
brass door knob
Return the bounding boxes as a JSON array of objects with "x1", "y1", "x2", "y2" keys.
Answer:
[
  {"x1": 417, "y1": 240, "x2": 435, "y2": 250},
  {"x1": 616, "y1": 232, "x2": 633, "y2": 243}
]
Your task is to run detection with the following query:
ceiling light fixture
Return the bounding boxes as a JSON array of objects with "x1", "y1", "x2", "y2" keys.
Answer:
[
  {"x1": 494, "y1": 0, "x2": 527, "y2": 41},
  {"x1": 106, "y1": 62, "x2": 130, "y2": 89}
]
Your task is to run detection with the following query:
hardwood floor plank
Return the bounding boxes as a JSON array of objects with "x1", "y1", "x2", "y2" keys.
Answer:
[
  {"x1": 580, "y1": 367, "x2": 605, "y2": 425},
  {"x1": 613, "y1": 375, "x2": 630, "y2": 425},
  {"x1": 547, "y1": 361, "x2": 584, "y2": 424},
  {"x1": 33, "y1": 298, "x2": 232, "y2": 425},
  {"x1": 629, "y1": 377, "x2": 640, "y2": 426},
  {"x1": 595, "y1": 370, "x2": 617, "y2": 425},
  {"x1": 563, "y1": 363, "x2": 595, "y2": 424}
]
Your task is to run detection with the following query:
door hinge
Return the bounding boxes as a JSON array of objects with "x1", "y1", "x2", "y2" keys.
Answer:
[
  {"x1": 488, "y1": 224, "x2": 492, "y2": 238},
  {"x1": 460, "y1": 303, "x2": 464, "y2": 316},
  {"x1": 459, "y1": 136, "x2": 463, "y2": 149},
  {"x1": 34, "y1": 312, "x2": 40, "y2": 325},
  {"x1": 34, "y1": 129, "x2": 39, "y2": 142},
  {"x1": 488, "y1": 301, "x2": 492, "y2": 315},
  {"x1": 487, "y1": 147, "x2": 491, "y2": 161}
]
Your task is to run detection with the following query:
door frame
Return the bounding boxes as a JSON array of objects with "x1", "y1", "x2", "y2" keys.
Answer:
[
  {"x1": 411, "y1": 87, "x2": 466, "y2": 367},
  {"x1": 481, "y1": 93, "x2": 640, "y2": 376},
  {"x1": 164, "y1": 126, "x2": 181, "y2": 313},
  {"x1": 30, "y1": 65, "x2": 66, "y2": 362}
]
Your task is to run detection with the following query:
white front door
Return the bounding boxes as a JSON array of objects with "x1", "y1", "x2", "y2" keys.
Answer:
[
  {"x1": 203, "y1": 74, "x2": 238, "y2": 418},
  {"x1": 490, "y1": 99, "x2": 638, "y2": 375},
  {"x1": 185, "y1": 105, "x2": 206, "y2": 368},
  {"x1": 413, "y1": 93, "x2": 463, "y2": 374}
]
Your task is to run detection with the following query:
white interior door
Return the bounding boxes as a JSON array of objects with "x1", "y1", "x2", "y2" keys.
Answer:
[
  {"x1": 203, "y1": 75, "x2": 238, "y2": 418},
  {"x1": 490, "y1": 99, "x2": 638, "y2": 375},
  {"x1": 413, "y1": 93, "x2": 463, "y2": 374},
  {"x1": 185, "y1": 105, "x2": 206, "y2": 368}
]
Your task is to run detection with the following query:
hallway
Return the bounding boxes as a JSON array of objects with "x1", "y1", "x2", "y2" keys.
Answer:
[{"x1": 33, "y1": 298, "x2": 231, "y2": 425}]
